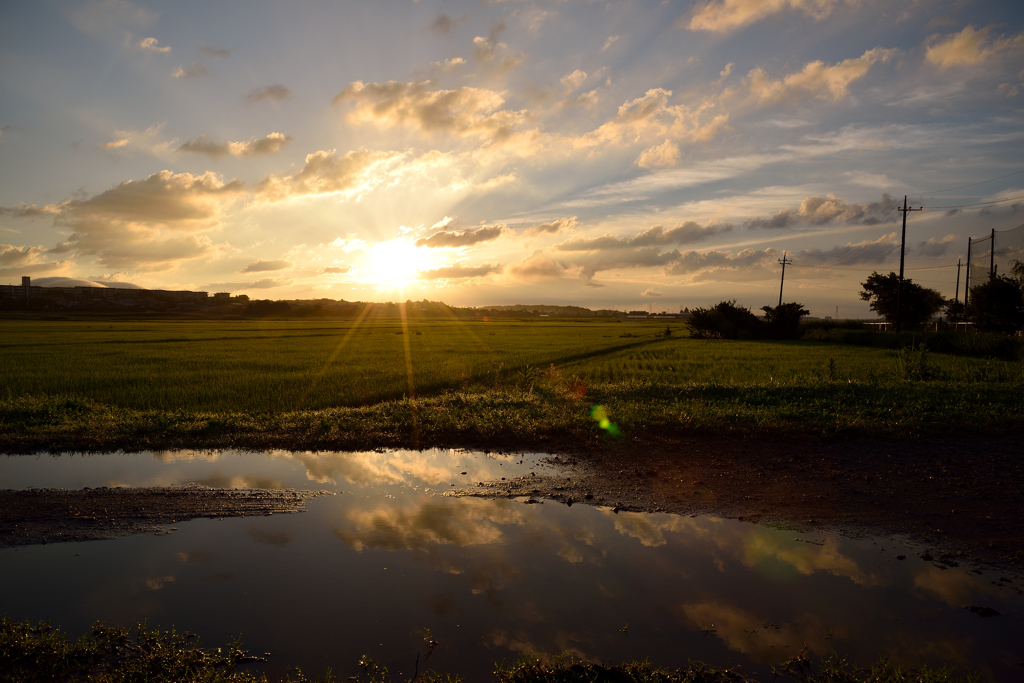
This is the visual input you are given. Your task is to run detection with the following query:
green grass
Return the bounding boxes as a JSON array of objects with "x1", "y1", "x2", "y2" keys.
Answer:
[
  {"x1": 0, "y1": 617, "x2": 980, "y2": 683},
  {"x1": 0, "y1": 319, "x2": 1021, "y2": 451}
]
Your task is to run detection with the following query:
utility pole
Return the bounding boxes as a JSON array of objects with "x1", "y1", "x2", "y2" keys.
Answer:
[
  {"x1": 955, "y1": 258, "x2": 961, "y2": 304},
  {"x1": 777, "y1": 251, "x2": 792, "y2": 307},
  {"x1": 895, "y1": 195, "x2": 923, "y2": 333},
  {"x1": 965, "y1": 238, "x2": 972, "y2": 314},
  {"x1": 990, "y1": 228, "x2": 995, "y2": 280}
]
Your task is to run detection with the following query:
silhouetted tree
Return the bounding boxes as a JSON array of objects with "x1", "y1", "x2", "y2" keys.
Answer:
[
  {"x1": 943, "y1": 298, "x2": 965, "y2": 323},
  {"x1": 760, "y1": 302, "x2": 810, "y2": 339},
  {"x1": 967, "y1": 275, "x2": 1024, "y2": 333},
  {"x1": 859, "y1": 271, "x2": 944, "y2": 328},
  {"x1": 688, "y1": 300, "x2": 762, "y2": 339}
]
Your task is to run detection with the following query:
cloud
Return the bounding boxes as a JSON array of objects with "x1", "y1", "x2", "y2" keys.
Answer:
[
  {"x1": 254, "y1": 148, "x2": 405, "y2": 202},
  {"x1": 575, "y1": 247, "x2": 684, "y2": 280},
  {"x1": 641, "y1": 288, "x2": 663, "y2": 297},
  {"x1": 743, "y1": 48, "x2": 896, "y2": 106},
  {"x1": 101, "y1": 123, "x2": 177, "y2": 158},
  {"x1": 577, "y1": 88, "x2": 729, "y2": 149},
  {"x1": 178, "y1": 132, "x2": 293, "y2": 159},
  {"x1": 637, "y1": 139, "x2": 681, "y2": 169},
  {"x1": 198, "y1": 44, "x2": 232, "y2": 58},
  {"x1": 745, "y1": 193, "x2": 899, "y2": 229},
  {"x1": 601, "y1": 35, "x2": 619, "y2": 51},
  {"x1": 430, "y1": 13, "x2": 465, "y2": 36},
  {"x1": 472, "y1": 20, "x2": 521, "y2": 73},
  {"x1": 506, "y1": 255, "x2": 568, "y2": 282},
  {"x1": 53, "y1": 170, "x2": 246, "y2": 270},
  {"x1": 524, "y1": 216, "x2": 577, "y2": 236},
  {"x1": 925, "y1": 25, "x2": 1024, "y2": 69},
  {"x1": 244, "y1": 85, "x2": 293, "y2": 104},
  {"x1": 172, "y1": 62, "x2": 209, "y2": 78},
  {"x1": 415, "y1": 225, "x2": 505, "y2": 248},
  {"x1": 335, "y1": 81, "x2": 526, "y2": 144},
  {"x1": 683, "y1": 0, "x2": 839, "y2": 33},
  {"x1": 0, "y1": 203, "x2": 62, "y2": 218},
  {"x1": 318, "y1": 266, "x2": 351, "y2": 275},
  {"x1": 0, "y1": 244, "x2": 50, "y2": 267},
  {"x1": 418, "y1": 262, "x2": 502, "y2": 279},
  {"x1": 203, "y1": 278, "x2": 290, "y2": 290},
  {"x1": 135, "y1": 36, "x2": 170, "y2": 53},
  {"x1": 556, "y1": 221, "x2": 732, "y2": 251},
  {"x1": 915, "y1": 234, "x2": 957, "y2": 257},
  {"x1": 561, "y1": 70, "x2": 587, "y2": 92},
  {"x1": 240, "y1": 259, "x2": 292, "y2": 273},
  {"x1": 662, "y1": 248, "x2": 777, "y2": 276},
  {"x1": 329, "y1": 236, "x2": 367, "y2": 252},
  {"x1": 794, "y1": 233, "x2": 899, "y2": 265}
]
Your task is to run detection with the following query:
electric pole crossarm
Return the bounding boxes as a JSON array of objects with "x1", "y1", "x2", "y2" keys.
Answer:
[{"x1": 777, "y1": 252, "x2": 792, "y2": 307}]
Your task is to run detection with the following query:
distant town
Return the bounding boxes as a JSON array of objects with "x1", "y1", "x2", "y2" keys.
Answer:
[{"x1": 0, "y1": 275, "x2": 695, "y2": 319}]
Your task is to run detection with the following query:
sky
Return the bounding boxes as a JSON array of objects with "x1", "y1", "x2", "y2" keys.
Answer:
[{"x1": 1, "y1": 0, "x2": 1023, "y2": 317}]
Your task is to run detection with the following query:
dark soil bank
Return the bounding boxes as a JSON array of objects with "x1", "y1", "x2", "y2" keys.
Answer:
[
  {"x1": 462, "y1": 434, "x2": 1024, "y2": 571},
  {"x1": 0, "y1": 486, "x2": 330, "y2": 548}
]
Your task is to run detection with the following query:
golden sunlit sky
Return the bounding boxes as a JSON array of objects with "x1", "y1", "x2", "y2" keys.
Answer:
[{"x1": 2, "y1": 0, "x2": 1023, "y2": 316}]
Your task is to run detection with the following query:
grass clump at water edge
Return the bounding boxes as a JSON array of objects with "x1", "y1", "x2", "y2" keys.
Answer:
[{"x1": 0, "y1": 618, "x2": 981, "y2": 683}]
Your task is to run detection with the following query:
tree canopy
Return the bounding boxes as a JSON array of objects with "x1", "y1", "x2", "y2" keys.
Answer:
[
  {"x1": 968, "y1": 275, "x2": 1024, "y2": 332},
  {"x1": 859, "y1": 271, "x2": 944, "y2": 328}
]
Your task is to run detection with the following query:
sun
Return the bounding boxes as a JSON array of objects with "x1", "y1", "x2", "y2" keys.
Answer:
[{"x1": 362, "y1": 238, "x2": 434, "y2": 286}]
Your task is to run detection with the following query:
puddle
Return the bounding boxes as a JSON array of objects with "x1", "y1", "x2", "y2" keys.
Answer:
[{"x1": 1, "y1": 450, "x2": 1022, "y2": 680}]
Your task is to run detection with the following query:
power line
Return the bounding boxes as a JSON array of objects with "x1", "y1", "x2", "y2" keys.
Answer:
[
  {"x1": 923, "y1": 194, "x2": 1024, "y2": 210},
  {"x1": 916, "y1": 168, "x2": 1024, "y2": 196}
]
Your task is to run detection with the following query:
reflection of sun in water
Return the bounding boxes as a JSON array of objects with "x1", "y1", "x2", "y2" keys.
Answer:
[{"x1": 363, "y1": 239, "x2": 434, "y2": 286}]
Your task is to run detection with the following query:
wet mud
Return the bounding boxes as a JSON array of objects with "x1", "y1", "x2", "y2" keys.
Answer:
[
  {"x1": 458, "y1": 434, "x2": 1024, "y2": 572},
  {"x1": 0, "y1": 486, "x2": 330, "y2": 548}
]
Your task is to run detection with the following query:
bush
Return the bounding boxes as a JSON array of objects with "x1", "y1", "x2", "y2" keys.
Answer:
[{"x1": 760, "y1": 302, "x2": 810, "y2": 339}]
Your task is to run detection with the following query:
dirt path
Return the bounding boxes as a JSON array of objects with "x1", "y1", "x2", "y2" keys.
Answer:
[
  {"x1": 0, "y1": 486, "x2": 330, "y2": 548},
  {"x1": 461, "y1": 434, "x2": 1024, "y2": 572}
]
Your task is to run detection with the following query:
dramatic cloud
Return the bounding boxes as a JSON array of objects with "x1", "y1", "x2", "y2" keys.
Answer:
[
  {"x1": 52, "y1": 170, "x2": 245, "y2": 270},
  {"x1": 418, "y1": 262, "x2": 502, "y2": 279},
  {"x1": 524, "y1": 217, "x2": 577, "y2": 236},
  {"x1": 745, "y1": 193, "x2": 900, "y2": 229},
  {"x1": 795, "y1": 233, "x2": 900, "y2": 266},
  {"x1": 135, "y1": 36, "x2": 170, "y2": 53},
  {"x1": 662, "y1": 248, "x2": 777, "y2": 275},
  {"x1": 743, "y1": 48, "x2": 896, "y2": 106},
  {"x1": 415, "y1": 225, "x2": 505, "y2": 248},
  {"x1": 925, "y1": 26, "x2": 1024, "y2": 69},
  {"x1": 178, "y1": 132, "x2": 293, "y2": 159},
  {"x1": 318, "y1": 266, "x2": 351, "y2": 275},
  {"x1": 335, "y1": 81, "x2": 526, "y2": 144},
  {"x1": 556, "y1": 222, "x2": 732, "y2": 251},
  {"x1": 1, "y1": 244, "x2": 49, "y2": 267},
  {"x1": 578, "y1": 88, "x2": 729, "y2": 148},
  {"x1": 684, "y1": 0, "x2": 839, "y2": 33},
  {"x1": 245, "y1": 85, "x2": 293, "y2": 104},
  {"x1": 172, "y1": 62, "x2": 208, "y2": 78},
  {"x1": 506, "y1": 255, "x2": 568, "y2": 282},
  {"x1": 915, "y1": 234, "x2": 957, "y2": 257},
  {"x1": 198, "y1": 44, "x2": 232, "y2": 58},
  {"x1": 255, "y1": 149, "x2": 404, "y2": 201},
  {"x1": 0, "y1": 203, "x2": 62, "y2": 218},
  {"x1": 240, "y1": 259, "x2": 291, "y2": 273}
]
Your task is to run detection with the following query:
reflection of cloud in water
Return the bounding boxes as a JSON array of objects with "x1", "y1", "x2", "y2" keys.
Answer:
[
  {"x1": 176, "y1": 550, "x2": 212, "y2": 564},
  {"x1": 272, "y1": 449, "x2": 517, "y2": 487},
  {"x1": 913, "y1": 565, "x2": 993, "y2": 606},
  {"x1": 334, "y1": 498, "x2": 526, "y2": 551},
  {"x1": 152, "y1": 450, "x2": 221, "y2": 463},
  {"x1": 607, "y1": 511, "x2": 880, "y2": 587},
  {"x1": 680, "y1": 601, "x2": 830, "y2": 660},
  {"x1": 247, "y1": 528, "x2": 292, "y2": 547},
  {"x1": 145, "y1": 575, "x2": 175, "y2": 591},
  {"x1": 184, "y1": 472, "x2": 284, "y2": 489},
  {"x1": 487, "y1": 629, "x2": 587, "y2": 662}
]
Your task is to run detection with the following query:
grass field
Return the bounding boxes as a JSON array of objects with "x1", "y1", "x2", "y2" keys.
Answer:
[{"x1": 1, "y1": 318, "x2": 1021, "y2": 451}]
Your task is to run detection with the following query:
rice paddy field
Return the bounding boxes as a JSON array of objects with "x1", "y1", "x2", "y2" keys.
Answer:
[{"x1": 1, "y1": 318, "x2": 1022, "y2": 451}]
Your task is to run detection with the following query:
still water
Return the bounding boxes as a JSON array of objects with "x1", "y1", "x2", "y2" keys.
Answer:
[{"x1": 1, "y1": 450, "x2": 1021, "y2": 680}]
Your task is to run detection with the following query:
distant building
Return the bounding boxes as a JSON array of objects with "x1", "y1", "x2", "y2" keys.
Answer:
[
  {"x1": 213, "y1": 292, "x2": 231, "y2": 300},
  {"x1": 1, "y1": 275, "x2": 209, "y2": 309}
]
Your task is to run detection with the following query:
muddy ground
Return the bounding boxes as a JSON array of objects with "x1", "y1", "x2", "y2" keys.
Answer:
[
  {"x1": 0, "y1": 486, "x2": 330, "y2": 548},
  {"x1": 460, "y1": 434, "x2": 1024, "y2": 574}
]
